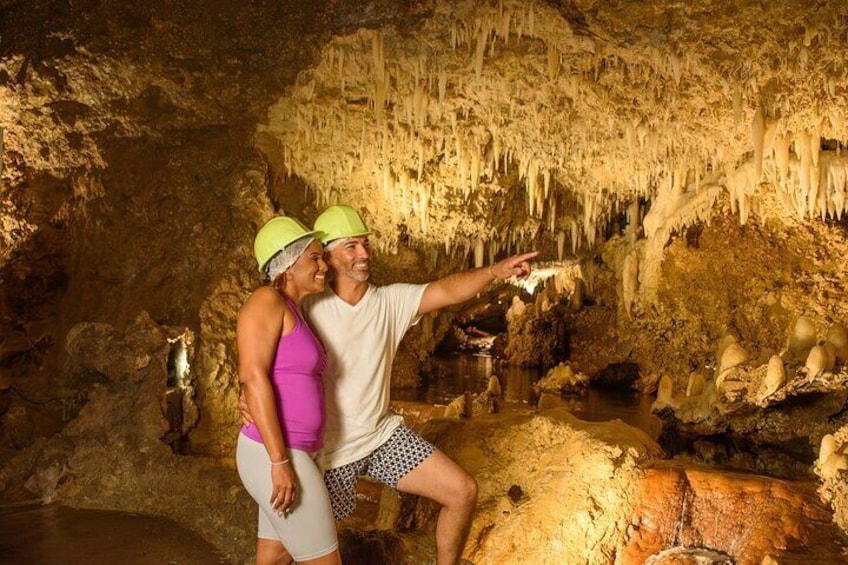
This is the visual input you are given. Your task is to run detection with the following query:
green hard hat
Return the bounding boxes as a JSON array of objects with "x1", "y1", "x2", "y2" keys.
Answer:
[
  {"x1": 253, "y1": 216, "x2": 322, "y2": 272},
  {"x1": 313, "y1": 204, "x2": 372, "y2": 245}
]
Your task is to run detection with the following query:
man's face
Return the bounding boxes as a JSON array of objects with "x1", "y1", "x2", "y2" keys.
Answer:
[{"x1": 326, "y1": 236, "x2": 372, "y2": 282}]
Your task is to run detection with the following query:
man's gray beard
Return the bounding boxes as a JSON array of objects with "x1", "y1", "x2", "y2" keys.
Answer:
[{"x1": 346, "y1": 270, "x2": 370, "y2": 282}]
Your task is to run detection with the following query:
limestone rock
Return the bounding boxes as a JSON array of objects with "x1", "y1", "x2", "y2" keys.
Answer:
[
  {"x1": 411, "y1": 410, "x2": 662, "y2": 564},
  {"x1": 622, "y1": 465, "x2": 846, "y2": 564},
  {"x1": 443, "y1": 393, "x2": 469, "y2": 419},
  {"x1": 644, "y1": 547, "x2": 733, "y2": 565},
  {"x1": 533, "y1": 363, "x2": 589, "y2": 395}
]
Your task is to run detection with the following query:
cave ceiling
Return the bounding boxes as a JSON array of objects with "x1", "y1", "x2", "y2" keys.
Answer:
[
  {"x1": 0, "y1": 0, "x2": 846, "y2": 278},
  {"x1": 259, "y1": 0, "x2": 848, "y2": 260}
]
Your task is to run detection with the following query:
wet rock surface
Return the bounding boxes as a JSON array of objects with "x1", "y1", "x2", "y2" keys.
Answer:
[
  {"x1": 622, "y1": 465, "x2": 848, "y2": 565},
  {"x1": 405, "y1": 409, "x2": 663, "y2": 564},
  {"x1": 3, "y1": 0, "x2": 848, "y2": 560},
  {"x1": 0, "y1": 504, "x2": 231, "y2": 564},
  {"x1": 0, "y1": 314, "x2": 255, "y2": 561}
]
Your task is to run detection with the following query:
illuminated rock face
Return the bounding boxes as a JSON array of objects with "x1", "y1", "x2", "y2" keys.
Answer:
[
  {"x1": 624, "y1": 466, "x2": 846, "y2": 565},
  {"x1": 2, "y1": 2, "x2": 848, "y2": 558},
  {"x1": 817, "y1": 425, "x2": 848, "y2": 536},
  {"x1": 408, "y1": 410, "x2": 662, "y2": 564}
]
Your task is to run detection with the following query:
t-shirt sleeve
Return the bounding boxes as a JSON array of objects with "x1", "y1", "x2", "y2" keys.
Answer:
[{"x1": 385, "y1": 283, "x2": 428, "y2": 339}]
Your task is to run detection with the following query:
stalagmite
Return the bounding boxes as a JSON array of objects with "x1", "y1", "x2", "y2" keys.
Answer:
[
  {"x1": 656, "y1": 375, "x2": 673, "y2": 405},
  {"x1": 486, "y1": 376, "x2": 502, "y2": 398},
  {"x1": 824, "y1": 342, "x2": 837, "y2": 370},
  {"x1": 826, "y1": 324, "x2": 848, "y2": 361},
  {"x1": 787, "y1": 316, "x2": 818, "y2": 360},
  {"x1": 505, "y1": 296, "x2": 526, "y2": 324},
  {"x1": 716, "y1": 342, "x2": 747, "y2": 389},
  {"x1": 759, "y1": 355, "x2": 785, "y2": 400},
  {"x1": 444, "y1": 392, "x2": 470, "y2": 419},
  {"x1": 686, "y1": 372, "x2": 706, "y2": 397},
  {"x1": 820, "y1": 434, "x2": 838, "y2": 465},
  {"x1": 804, "y1": 345, "x2": 829, "y2": 377},
  {"x1": 716, "y1": 334, "x2": 738, "y2": 363}
]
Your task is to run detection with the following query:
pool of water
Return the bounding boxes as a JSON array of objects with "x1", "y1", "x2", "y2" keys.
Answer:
[
  {"x1": 0, "y1": 504, "x2": 231, "y2": 564},
  {"x1": 399, "y1": 353, "x2": 663, "y2": 440}
]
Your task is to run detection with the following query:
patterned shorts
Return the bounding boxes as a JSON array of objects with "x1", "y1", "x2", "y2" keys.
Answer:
[{"x1": 323, "y1": 425, "x2": 435, "y2": 521}]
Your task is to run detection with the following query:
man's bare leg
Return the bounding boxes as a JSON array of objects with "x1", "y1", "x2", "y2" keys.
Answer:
[{"x1": 396, "y1": 449, "x2": 478, "y2": 565}]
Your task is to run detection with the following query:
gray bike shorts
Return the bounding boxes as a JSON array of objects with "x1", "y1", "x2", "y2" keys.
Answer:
[{"x1": 236, "y1": 433, "x2": 338, "y2": 561}]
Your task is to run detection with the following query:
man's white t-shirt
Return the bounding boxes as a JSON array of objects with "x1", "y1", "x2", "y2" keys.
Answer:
[{"x1": 303, "y1": 283, "x2": 427, "y2": 469}]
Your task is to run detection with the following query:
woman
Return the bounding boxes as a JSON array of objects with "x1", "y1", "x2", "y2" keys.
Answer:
[{"x1": 236, "y1": 216, "x2": 340, "y2": 565}]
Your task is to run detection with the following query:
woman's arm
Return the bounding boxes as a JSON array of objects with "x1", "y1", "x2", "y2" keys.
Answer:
[{"x1": 237, "y1": 286, "x2": 298, "y2": 514}]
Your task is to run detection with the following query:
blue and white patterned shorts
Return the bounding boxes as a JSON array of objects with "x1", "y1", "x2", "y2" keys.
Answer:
[{"x1": 323, "y1": 425, "x2": 435, "y2": 521}]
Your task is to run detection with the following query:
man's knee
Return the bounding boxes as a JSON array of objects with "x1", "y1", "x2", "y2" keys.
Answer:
[
  {"x1": 449, "y1": 470, "x2": 478, "y2": 508},
  {"x1": 463, "y1": 473, "x2": 478, "y2": 505}
]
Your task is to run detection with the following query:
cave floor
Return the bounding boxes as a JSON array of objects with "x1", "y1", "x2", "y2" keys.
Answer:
[{"x1": 0, "y1": 504, "x2": 231, "y2": 564}]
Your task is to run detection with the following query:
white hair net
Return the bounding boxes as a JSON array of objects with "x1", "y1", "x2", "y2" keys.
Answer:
[{"x1": 264, "y1": 236, "x2": 315, "y2": 282}]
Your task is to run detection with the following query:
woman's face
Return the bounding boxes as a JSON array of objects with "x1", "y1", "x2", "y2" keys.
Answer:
[{"x1": 287, "y1": 240, "x2": 328, "y2": 294}]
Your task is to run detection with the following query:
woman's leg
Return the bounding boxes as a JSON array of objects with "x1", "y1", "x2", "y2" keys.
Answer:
[
  {"x1": 299, "y1": 549, "x2": 342, "y2": 565},
  {"x1": 256, "y1": 539, "x2": 293, "y2": 565},
  {"x1": 238, "y1": 435, "x2": 338, "y2": 564}
]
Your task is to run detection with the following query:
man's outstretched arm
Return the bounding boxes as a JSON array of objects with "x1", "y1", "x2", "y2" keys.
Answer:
[{"x1": 417, "y1": 251, "x2": 538, "y2": 317}]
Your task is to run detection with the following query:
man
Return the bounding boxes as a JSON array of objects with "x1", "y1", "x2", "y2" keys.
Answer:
[{"x1": 243, "y1": 204, "x2": 537, "y2": 565}]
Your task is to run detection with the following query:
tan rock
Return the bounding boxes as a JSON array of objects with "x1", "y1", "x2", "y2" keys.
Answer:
[
  {"x1": 621, "y1": 465, "x2": 845, "y2": 564},
  {"x1": 415, "y1": 410, "x2": 661, "y2": 565}
]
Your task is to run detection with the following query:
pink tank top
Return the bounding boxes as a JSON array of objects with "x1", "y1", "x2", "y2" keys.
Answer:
[{"x1": 241, "y1": 296, "x2": 327, "y2": 451}]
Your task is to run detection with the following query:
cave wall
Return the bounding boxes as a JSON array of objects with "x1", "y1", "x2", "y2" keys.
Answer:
[
  {"x1": 2, "y1": 3, "x2": 848, "y2": 554},
  {"x1": 0, "y1": 0, "x2": 436, "y2": 457}
]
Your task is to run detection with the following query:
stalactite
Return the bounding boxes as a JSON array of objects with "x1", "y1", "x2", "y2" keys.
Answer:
[{"x1": 262, "y1": 0, "x2": 848, "y2": 258}]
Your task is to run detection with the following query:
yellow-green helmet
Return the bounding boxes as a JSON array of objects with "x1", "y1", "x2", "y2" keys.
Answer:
[
  {"x1": 313, "y1": 204, "x2": 372, "y2": 245},
  {"x1": 253, "y1": 217, "x2": 321, "y2": 272}
]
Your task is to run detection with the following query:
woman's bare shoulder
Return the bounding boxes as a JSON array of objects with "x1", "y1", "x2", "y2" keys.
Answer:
[{"x1": 240, "y1": 286, "x2": 290, "y2": 318}]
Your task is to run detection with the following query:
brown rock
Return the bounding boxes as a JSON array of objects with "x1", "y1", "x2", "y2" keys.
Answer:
[{"x1": 622, "y1": 465, "x2": 847, "y2": 565}]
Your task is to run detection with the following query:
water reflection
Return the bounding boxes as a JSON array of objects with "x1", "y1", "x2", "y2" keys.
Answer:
[
  {"x1": 561, "y1": 388, "x2": 663, "y2": 440},
  {"x1": 405, "y1": 353, "x2": 662, "y2": 440},
  {"x1": 0, "y1": 504, "x2": 230, "y2": 564}
]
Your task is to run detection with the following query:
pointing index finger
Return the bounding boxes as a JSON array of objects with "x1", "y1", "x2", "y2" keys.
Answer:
[{"x1": 512, "y1": 251, "x2": 539, "y2": 263}]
